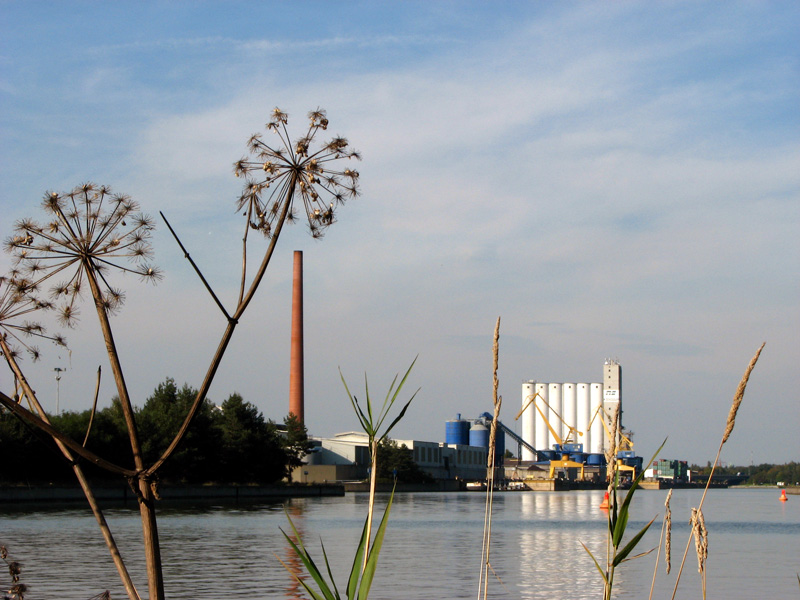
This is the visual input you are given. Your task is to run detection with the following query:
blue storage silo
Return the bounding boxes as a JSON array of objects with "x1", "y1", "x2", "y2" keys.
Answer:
[
  {"x1": 469, "y1": 422, "x2": 489, "y2": 449},
  {"x1": 445, "y1": 414, "x2": 470, "y2": 446},
  {"x1": 494, "y1": 429, "x2": 505, "y2": 464}
]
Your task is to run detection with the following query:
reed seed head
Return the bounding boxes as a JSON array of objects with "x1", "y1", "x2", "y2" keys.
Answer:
[
  {"x1": 722, "y1": 342, "x2": 765, "y2": 444},
  {"x1": 665, "y1": 488, "x2": 673, "y2": 574}
]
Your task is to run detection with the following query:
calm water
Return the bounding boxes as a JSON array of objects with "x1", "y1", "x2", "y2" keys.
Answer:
[{"x1": 1, "y1": 488, "x2": 798, "y2": 599}]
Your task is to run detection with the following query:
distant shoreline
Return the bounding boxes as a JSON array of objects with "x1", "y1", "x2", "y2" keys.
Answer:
[{"x1": 0, "y1": 483, "x2": 344, "y2": 506}]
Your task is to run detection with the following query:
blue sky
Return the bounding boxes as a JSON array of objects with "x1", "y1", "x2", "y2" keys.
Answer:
[{"x1": 1, "y1": 2, "x2": 798, "y2": 466}]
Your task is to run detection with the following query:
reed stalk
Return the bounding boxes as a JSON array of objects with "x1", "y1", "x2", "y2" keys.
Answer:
[
  {"x1": 670, "y1": 342, "x2": 765, "y2": 600},
  {"x1": 479, "y1": 317, "x2": 501, "y2": 600},
  {"x1": 648, "y1": 488, "x2": 672, "y2": 600}
]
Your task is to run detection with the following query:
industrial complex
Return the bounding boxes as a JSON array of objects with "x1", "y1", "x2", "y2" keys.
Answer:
[
  {"x1": 286, "y1": 251, "x2": 678, "y2": 490},
  {"x1": 295, "y1": 359, "x2": 646, "y2": 489}
]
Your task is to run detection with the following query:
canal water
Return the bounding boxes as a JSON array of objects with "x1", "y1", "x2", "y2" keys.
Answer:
[{"x1": 1, "y1": 488, "x2": 797, "y2": 599}]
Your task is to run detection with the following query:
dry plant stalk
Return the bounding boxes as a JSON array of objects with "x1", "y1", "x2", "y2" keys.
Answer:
[
  {"x1": 1, "y1": 108, "x2": 360, "y2": 600},
  {"x1": 670, "y1": 342, "x2": 765, "y2": 600},
  {"x1": 479, "y1": 317, "x2": 502, "y2": 600},
  {"x1": 647, "y1": 488, "x2": 673, "y2": 600}
]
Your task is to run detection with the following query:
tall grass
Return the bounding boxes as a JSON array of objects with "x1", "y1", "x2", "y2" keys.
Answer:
[{"x1": 279, "y1": 359, "x2": 419, "y2": 599}]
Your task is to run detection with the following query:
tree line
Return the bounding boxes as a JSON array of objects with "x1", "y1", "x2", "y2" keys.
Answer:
[
  {"x1": 0, "y1": 378, "x2": 310, "y2": 485},
  {"x1": 690, "y1": 462, "x2": 800, "y2": 485}
]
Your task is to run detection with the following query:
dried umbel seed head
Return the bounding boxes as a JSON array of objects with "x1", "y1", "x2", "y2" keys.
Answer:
[
  {"x1": 233, "y1": 107, "x2": 360, "y2": 240},
  {"x1": 5, "y1": 183, "x2": 160, "y2": 326},
  {"x1": 0, "y1": 275, "x2": 66, "y2": 361}
]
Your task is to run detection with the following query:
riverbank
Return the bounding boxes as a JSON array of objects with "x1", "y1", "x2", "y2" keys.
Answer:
[{"x1": 0, "y1": 483, "x2": 344, "y2": 505}]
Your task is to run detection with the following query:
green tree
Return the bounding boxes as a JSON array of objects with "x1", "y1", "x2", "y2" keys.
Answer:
[
  {"x1": 282, "y1": 412, "x2": 312, "y2": 482},
  {"x1": 137, "y1": 379, "x2": 221, "y2": 483},
  {"x1": 218, "y1": 393, "x2": 285, "y2": 483},
  {"x1": 376, "y1": 439, "x2": 433, "y2": 484}
]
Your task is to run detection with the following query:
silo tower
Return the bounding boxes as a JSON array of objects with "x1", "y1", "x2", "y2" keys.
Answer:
[{"x1": 602, "y1": 359, "x2": 622, "y2": 451}]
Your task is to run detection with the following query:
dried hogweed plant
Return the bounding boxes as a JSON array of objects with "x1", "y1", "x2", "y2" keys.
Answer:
[
  {"x1": 1, "y1": 545, "x2": 26, "y2": 600},
  {"x1": 0, "y1": 107, "x2": 359, "y2": 600},
  {"x1": 0, "y1": 274, "x2": 65, "y2": 364},
  {"x1": 5, "y1": 184, "x2": 160, "y2": 326}
]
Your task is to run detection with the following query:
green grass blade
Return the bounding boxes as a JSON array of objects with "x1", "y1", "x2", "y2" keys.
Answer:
[
  {"x1": 612, "y1": 438, "x2": 666, "y2": 548},
  {"x1": 612, "y1": 517, "x2": 656, "y2": 566},
  {"x1": 281, "y1": 514, "x2": 338, "y2": 600},
  {"x1": 580, "y1": 541, "x2": 608, "y2": 584},
  {"x1": 340, "y1": 369, "x2": 371, "y2": 433},
  {"x1": 364, "y1": 373, "x2": 374, "y2": 426},
  {"x1": 379, "y1": 392, "x2": 418, "y2": 441},
  {"x1": 358, "y1": 485, "x2": 396, "y2": 600},
  {"x1": 275, "y1": 552, "x2": 330, "y2": 600},
  {"x1": 319, "y1": 538, "x2": 342, "y2": 600},
  {"x1": 279, "y1": 529, "x2": 336, "y2": 599},
  {"x1": 374, "y1": 357, "x2": 418, "y2": 432},
  {"x1": 346, "y1": 518, "x2": 370, "y2": 600}
]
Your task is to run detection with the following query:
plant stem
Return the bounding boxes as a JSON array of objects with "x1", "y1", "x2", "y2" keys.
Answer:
[
  {"x1": 0, "y1": 337, "x2": 141, "y2": 600},
  {"x1": 364, "y1": 437, "x2": 378, "y2": 573},
  {"x1": 85, "y1": 264, "x2": 164, "y2": 600},
  {"x1": 147, "y1": 180, "x2": 295, "y2": 477}
]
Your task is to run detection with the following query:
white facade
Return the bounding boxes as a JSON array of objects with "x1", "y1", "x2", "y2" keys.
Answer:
[
  {"x1": 521, "y1": 381, "x2": 536, "y2": 461},
  {"x1": 590, "y1": 383, "x2": 605, "y2": 454},
  {"x1": 547, "y1": 383, "x2": 562, "y2": 449},
  {"x1": 563, "y1": 383, "x2": 577, "y2": 443},
  {"x1": 534, "y1": 383, "x2": 549, "y2": 452},
  {"x1": 577, "y1": 383, "x2": 591, "y2": 451}
]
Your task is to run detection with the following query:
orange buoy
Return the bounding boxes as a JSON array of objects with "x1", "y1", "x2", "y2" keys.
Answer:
[
  {"x1": 600, "y1": 491, "x2": 609, "y2": 509},
  {"x1": 780, "y1": 489, "x2": 788, "y2": 502}
]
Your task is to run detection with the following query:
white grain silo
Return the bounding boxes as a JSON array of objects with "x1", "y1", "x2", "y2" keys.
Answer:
[
  {"x1": 563, "y1": 383, "x2": 577, "y2": 442},
  {"x1": 577, "y1": 383, "x2": 591, "y2": 451},
  {"x1": 521, "y1": 380, "x2": 536, "y2": 461},
  {"x1": 548, "y1": 383, "x2": 562, "y2": 449},
  {"x1": 534, "y1": 382, "x2": 549, "y2": 452},
  {"x1": 590, "y1": 383, "x2": 604, "y2": 454}
]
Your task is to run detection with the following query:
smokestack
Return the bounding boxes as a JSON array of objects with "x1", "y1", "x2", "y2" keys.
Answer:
[{"x1": 289, "y1": 250, "x2": 304, "y2": 423}]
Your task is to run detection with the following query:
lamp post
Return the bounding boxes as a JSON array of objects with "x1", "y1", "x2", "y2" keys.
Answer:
[{"x1": 53, "y1": 367, "x2": 66, "y2": 415}]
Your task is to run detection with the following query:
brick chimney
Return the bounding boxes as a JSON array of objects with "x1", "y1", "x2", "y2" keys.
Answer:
[{"x1": 289, "y1": 250, "x2": 304, "y2": 423}]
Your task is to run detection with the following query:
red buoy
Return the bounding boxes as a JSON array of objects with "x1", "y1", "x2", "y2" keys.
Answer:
[
  {"x1": 780, "y1": 489, "x2": 788, "y2": 502},
  {"x1": 600, "y1": 491, "x2": 609, "y2": 509}
]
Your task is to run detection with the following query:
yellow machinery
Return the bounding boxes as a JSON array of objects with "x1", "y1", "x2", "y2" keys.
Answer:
[
  {"x1": 587, "y1": 405, "x2": 637, "y2": 480},
  {"x1": 515, "y1": 393, "x2": 586, "y2": 480}
]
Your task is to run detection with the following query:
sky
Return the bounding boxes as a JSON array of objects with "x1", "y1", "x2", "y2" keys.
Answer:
[{"x1": 1, "y1": 1, "x2": 798, "y2": 467}]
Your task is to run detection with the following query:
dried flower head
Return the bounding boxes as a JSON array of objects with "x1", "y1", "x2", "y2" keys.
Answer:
[
  {"x1": 722, "y1": 342, "x2": 765, "y2": 444},
  {"x1": 233, "y1": 107, "x2": 360, "y2": 240},
  {"x1": 5, "y1": 184, "x2": 159, "y2": 326},
  {"x1": 690, "y1": 507, "x2": 708, "y2": 575},
  {"x1": 664, "y1": 488, "x2": 673, "y2": 574},
  {"x1": 0, "y1": 274, "x2": 65, "y2": 361}
]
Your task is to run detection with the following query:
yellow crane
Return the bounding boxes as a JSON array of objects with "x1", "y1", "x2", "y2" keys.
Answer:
[
  {"x1": 587, "y1": 404, "x2": 634, "y2": 452},
  {"x1": 515, "y1": 393, "x2": 586, "y2": 480},
  {"x1": 587, "y1": 404, "x2": 636, "y2": 480}
]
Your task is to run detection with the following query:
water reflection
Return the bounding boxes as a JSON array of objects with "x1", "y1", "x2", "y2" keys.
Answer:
[{"x1": 1, "y1": 489, "x2": 798, "y2": 599}]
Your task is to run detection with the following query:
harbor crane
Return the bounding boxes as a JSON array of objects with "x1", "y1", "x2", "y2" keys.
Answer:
[
  {"x1": 587, "y1": 404, "x2": 637, "y2": 480},
  {"x1": 516, "y1": 393, "x2": 586, "y2": 480}
]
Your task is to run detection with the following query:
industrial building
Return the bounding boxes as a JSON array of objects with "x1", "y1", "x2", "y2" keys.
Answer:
[
  {"x1": 296, "y1": 431, "x2": 489, "y2": 484},
  {"x1": 519, "y1": 359, "x2": 623, "y2": 461}
]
